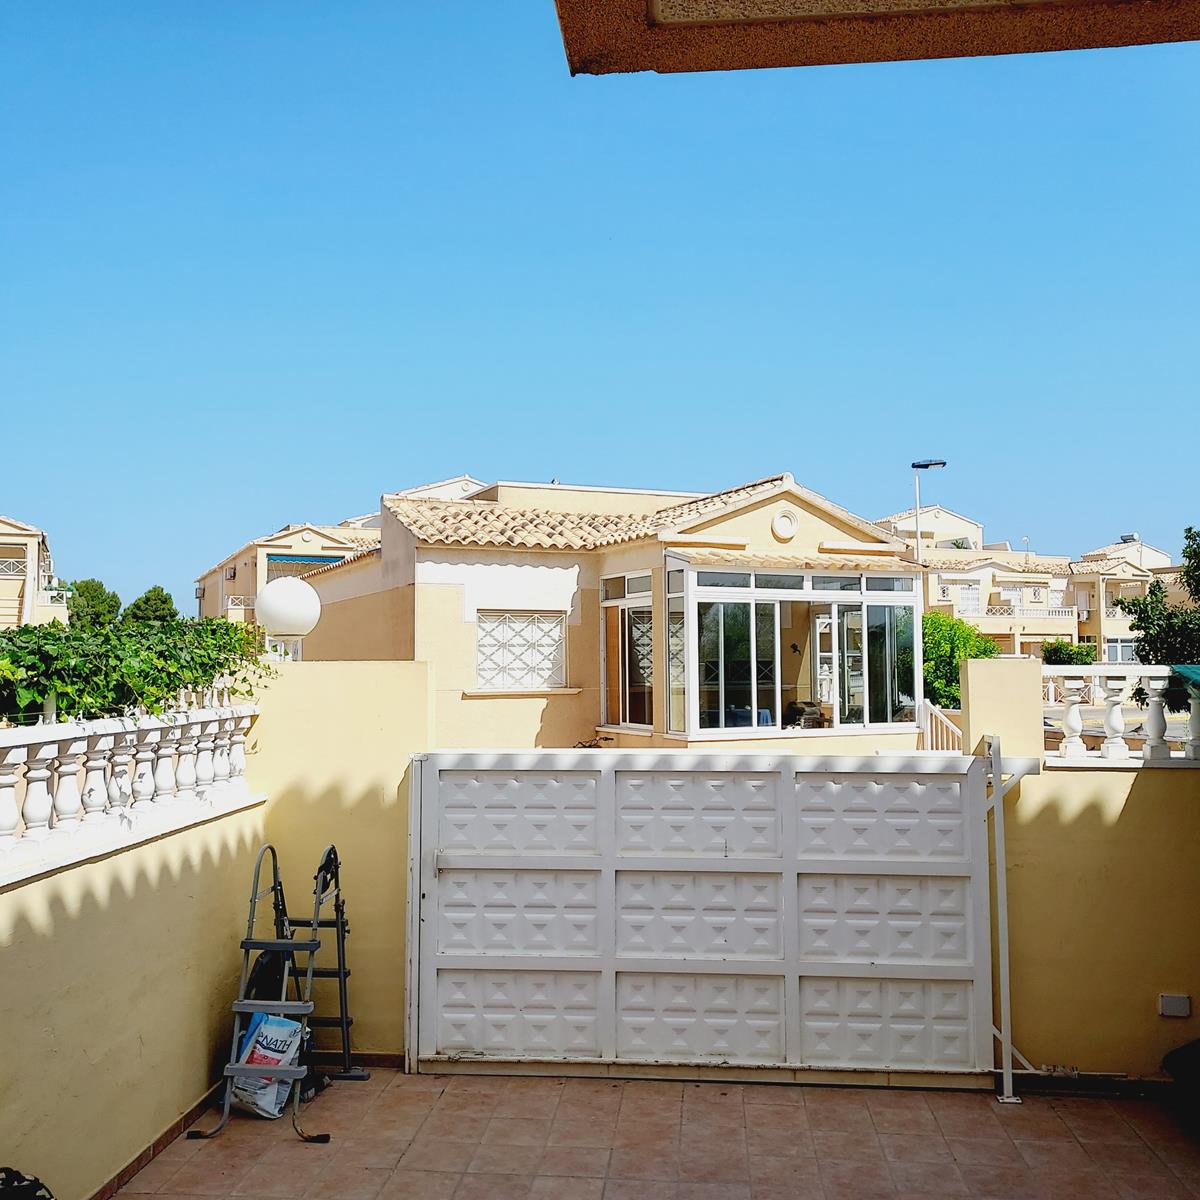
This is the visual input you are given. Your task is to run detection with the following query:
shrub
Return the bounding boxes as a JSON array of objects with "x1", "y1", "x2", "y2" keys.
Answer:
[
  {"x1": 1041, "y1": 639, "x2": 1096, "y2": 666},
  {"x1": 67, "y1": 578, "x2": 121, "y2": 627},
  {"x1": 123, "y1": 584, "x2": 179, "y2": 623},
  {"x1": 0, "y1": 618, "x2": 268, "y2": 723},
  {"x1": 922, "y1": 610, "x2": 999, "y2": 708}
]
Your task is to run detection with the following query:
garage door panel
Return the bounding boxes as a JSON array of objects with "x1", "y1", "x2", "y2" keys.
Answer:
[
  {"x1": 440, "y1": 770, "x2": 600, "y2": 854},
  {"x1": 616, "y1": 871, "x2": 783, "y2": 959},
  {"x1": 616, "y1": 771, "x2": 781, "y2": 856},
  {"x1": 436, "y1": 970, "x2": 601, "y2": 1057},
  {"x1": 438, "y1": 869, "x2": 601, "y2": 956},
  {"x1": 617, "y1": 973, "x2": 785, "y2": 1062}
]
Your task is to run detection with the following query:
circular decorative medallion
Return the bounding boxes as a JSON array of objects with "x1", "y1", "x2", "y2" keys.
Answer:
[{"x1": 771, "y1": 509, "x2": 799, "y2": 542}]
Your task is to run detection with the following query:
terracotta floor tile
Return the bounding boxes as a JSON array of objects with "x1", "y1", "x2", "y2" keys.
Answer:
[
  {"x1": 497, "y1": 1084, "x2": 564, "y2": 1120},
  {"x1": 676, "y1": 1184, "x2": 752, "y2": 1200},
  {"x1": 484, "y1": 1118, "x2": 554, "y2": 1147},
  {"x1": 537, "y1": 1146, "x2": 611, "y2": 1177},
  {"x1": 1060, "y1": 1112, "x2": 1145, "y2": 1145},
  {"x1": 378, "y1": 1170, "x2": 460, "y2": 1200},
  {"x1": 603, "y1": 1182, "x2": 679, "y2": 1200},
  {"x1": 878, "y1": 1132, "x2": 952, "y2": 1163},
  {"x1": 806, "y1": 1093, "x2": 876, "y2": 1134},
  {"x1": 957, "y1": 1164, "x2": 1039, "y2": 1199},
  {"x1": 820, "y1": 1159, "x2": 896, "y2": 1199},
  {"x1": 332, "y1": 1133, "x2": 413, "y2": 1169},
  {"x1": 993, "y1": 1111, "x2": 1073, "y2": 1142},
  {"x1": 430, "y1": 1096, "x2": 500, "y2": 1120},
  {"x1": 888, "y1": 1160, "x2": 969, "y2": 1195},
  {"x1": 120, "y1": 1160, "x2": 185, "y2": 1194},
  {"x1": 466, "y1": 1144, "x2": 545, "y2": 1175},
  {"x1": 947, "y1": 1136, "x2": 1025, "y2": 1167},
  {"x1": 748, "y1": 1156, "x2": 823, "y2": 1189},
  {"x1": 745, "y1": 1104, "x2": 810, "y2": 1134},
  {"x1": 157, "y1": 1159, "x2": 256, "y2": 1196},
  {"x1": 811, "y1": 1129, "x2": 884, "y2": 1162},
  {"x1": 232, "y1": 1157, "x2": 324, "y2": 1197},
  {"x1": 303, "y1": 1165, "x2": 391, "y2": 1200},
  {"x1": 1110, "y1": 1170, "x2": 1193, "y2": 1199},
  {"x1": 750, "y1": 1182, "x2": 825, "y2": 1200},
  {"x1": 420, "y1": 1113, "x2": 492, "y2": 1143},
  {"x1": 867, "y1": 1095, "x2": 938, "y2": 1136},
  {"x1": 559, "y1": 1100, "x2": 623, "y2": 1124},
  {"x1": 679, "y1": 1147, "x2": 750, "y2": 1184},
  {"x1": 743, "y1": 1085, "x2": 806, "y2": 1106},
  {"x1": 1084, "y1": 1141, "x2": 1174, "y2": 1174},
  {"x1": 548, "y1": 1117, "x2": 618, "y2": 1149},
  {"x1": 609, "y1": 1147, "x2": 681, "y2": 1181},
  {"x1": 613, "y1": 1125, "x2": 681, "y2": 1151},
  {"x1": 1029, "y1": 1167, "x2": 1120, "y2": 1199},
  {"x1": 399, "y1": 1139, "x2": 479, "y2": 1174},
  {"x1": 934, "y1": 1109, "x2": 1009, "y2": 1139},
  {"x1": 530, "y1": 1178, "x2": 605, "y2": 1200},
  {"x1": 1014, "y1": 1139, "x2": 1091, "y2": 1171},
  {"x1": 745, "y1": 1127, "x2": 815, "y2": 1160},
  {"x1": 453, "y1": 1173, "x2": 533, "y2": 1200}
]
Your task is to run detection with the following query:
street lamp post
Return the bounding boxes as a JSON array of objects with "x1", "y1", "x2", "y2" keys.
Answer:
[{"x1": 911, "y1": 459, "x2": 947, "y2": 564}]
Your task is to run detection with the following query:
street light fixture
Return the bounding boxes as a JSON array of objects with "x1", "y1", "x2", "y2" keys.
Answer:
[{"x1": 911, "y1": 459, "x2": 947, "y2": 565}]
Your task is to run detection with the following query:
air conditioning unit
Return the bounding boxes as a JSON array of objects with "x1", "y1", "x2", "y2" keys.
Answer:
[
  {"x1": 195, "y1": 585, "x2": 205, "y2": 599},
  {"x1": 225, "y1": 565, "x2": 237, "y2": 580}
]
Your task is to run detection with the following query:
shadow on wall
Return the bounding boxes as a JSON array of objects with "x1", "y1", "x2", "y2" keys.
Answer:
[
  {"x1": 0, "y1": 808, "x2": 266, "y2": 1200},
  {"x1": 1002, "y1": 765, "x2": 1200, "y2": 1079}
]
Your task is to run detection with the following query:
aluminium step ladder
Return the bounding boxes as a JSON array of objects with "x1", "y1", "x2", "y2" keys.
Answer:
[
  {"x1": 297, "y1": 845, "x2": 370, "y2": 1082},
  {"x1": 188, "y1": 844, "x2": 329, "y2": 1143}
]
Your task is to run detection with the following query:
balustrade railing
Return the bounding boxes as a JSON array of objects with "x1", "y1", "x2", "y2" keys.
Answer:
[
  {"x1": 0, "y1": 698, "x2": 258, "y2": 882},
  {"x1": 919, "y1": 699, "x2": 963, "y2": 752},
  {"x1": 225, "y1": 595, "x2": 255, "y2": 610},
  {"x1": 1042, "y1": 665, "x2": 1200, "y2": 764},
  {"x1": 0, "y1": 559, "x2": 26, "y2": 577},
  {"x1": 982, "y1": 605, "x2": 1078, "y2": 619}
]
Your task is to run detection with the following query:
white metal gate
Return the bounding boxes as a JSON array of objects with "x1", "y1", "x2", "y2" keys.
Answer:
[{"x1": 408, "y1": 751, "x2": 998, "y2": 1079}]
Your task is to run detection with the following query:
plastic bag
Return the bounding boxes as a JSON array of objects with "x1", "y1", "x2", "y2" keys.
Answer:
[{"x1": 231, "y1": 1012, "x2": 302, "y2": 1119}]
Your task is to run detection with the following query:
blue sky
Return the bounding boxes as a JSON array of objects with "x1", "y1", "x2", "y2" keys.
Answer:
[{"x1": 3, "y1": 4, "x2": 1197, "y2": 610}]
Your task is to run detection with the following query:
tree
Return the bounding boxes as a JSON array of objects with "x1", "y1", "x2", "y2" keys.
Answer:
[
  {"x1": 1116, "y1": 527, "x2": 1200, "y2": 711},
  {"x1": 921, "y1": 610, "x2": 999, "y2": 708},
  {"x1": 67, "y1": 578, "x2": 121, "y2": 627},
  {"x1": 123, "y1": 585, "x2": 179, "y2": 623},
  {"x1": 1042, "y1": 638, "x2": 1096, "y2": 666}
]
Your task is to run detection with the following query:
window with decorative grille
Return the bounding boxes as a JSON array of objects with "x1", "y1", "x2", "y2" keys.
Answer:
[{"x1": 476, "y1": 612, "x2": 567, "y2": 691}]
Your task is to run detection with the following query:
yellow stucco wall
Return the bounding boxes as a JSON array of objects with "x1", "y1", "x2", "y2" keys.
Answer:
[
  {"x1": 684, "y1": 493, "x2": 897, "y2": 553},
  {"x1": 246, "y1": 661, "x2": 433, "y2": 1053},
  {"x1": 302, "y1": 585, "x2": 413, "y2": 660},
  {"x1": 0, "y1": 806, "x2": 267, "y2": 1200}
]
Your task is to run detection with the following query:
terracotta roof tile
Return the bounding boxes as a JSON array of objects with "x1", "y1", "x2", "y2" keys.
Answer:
[
  {"x1": 682, "y1": 549, "x2": 920, "y2": 572},
  {"x1": 302, "y1": 544, "x2": 380, "y2": 578}
]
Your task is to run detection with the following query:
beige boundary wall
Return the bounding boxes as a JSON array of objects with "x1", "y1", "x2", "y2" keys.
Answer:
[{"x1": 0, "y1": 806, "x2": 267, "y2": 1200}]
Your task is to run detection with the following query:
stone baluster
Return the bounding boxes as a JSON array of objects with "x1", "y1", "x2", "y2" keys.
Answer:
[
  {"x1": 1188, "y1": 687, "x2": 1200, "y2": 762},
  {"x1": 1058, "y1": 678, "x2": 1087, "y2": 758},
  {"x1": 195, "y1": 716, "x2": 217, "y2": 800},
  {"x1": 229, "y1": 713, "x2": 251, "y2": 793},
  {"x1": 51, "y1": 734, "x2": 88, "y2": 831},
  {"x1": 1099, "y1": 676, "x2": 1129, "y2": 760},
  {"x1": 108, "y1": 728, "x2": 136, "y2": 817},
  {"x1": 175, "y1": 717, "x2": 200, "y2": 804},
  {"x1": 0, "y1": 745, "x2": 27, "y2": 842},
  {"x1": 132, "y1": 723, "x2": 159, "y2": 807},
  {"x1": 23, "y1": 741, "x2": 57, "y2": 838},
  {"x1": 1142, "y1": 677, "x2": 1171, "y2": 762},
  {"x1": 212, "y1": 714, "x2": 232, "y2": 794},
  {"x1": 81, "y1": 734, "x2": 113, "y2": 820},
  {"x1": 154, "y1": 720, "x2": 180, "y2": 803}
]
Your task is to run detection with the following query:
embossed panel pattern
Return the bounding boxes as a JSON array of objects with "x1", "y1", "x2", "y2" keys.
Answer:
[
  {"x1": 616, "y1": 872, "x2": 781, "y2": 959},
  {"x1": 439, "y1": 771, "x2": 598, "y2": 854},
  {"x1": 617, "y1": 973, "x2": 784, "y2": 1062},
  {"x1": 796, "y1": 776, "x2": 966, "y2": 860},
  {"x1": 798, "y1": 876, "x2": 969, "y2": 963},
  {"x1": 436, "y1": 970, "x2": 600, "y2": 1057},
  {"x1": 617, "y1": 772, "x2": 780, "y2": 856},
  {"x1": 799, "y1": 978, "x2": 973, "y2": 1069},
  {"x1": 439, "y1": 870, "x2": 600, "y2": 956}
]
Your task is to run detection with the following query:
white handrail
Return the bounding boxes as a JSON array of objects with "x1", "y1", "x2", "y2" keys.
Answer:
[{"x1": 920, "y1": 699, "x2": 963, "y2": 752}]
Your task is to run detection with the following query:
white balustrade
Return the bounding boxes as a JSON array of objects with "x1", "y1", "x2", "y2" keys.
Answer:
[
  {"x1": 0, "y1": 704, "x2": 259, "y2": 880},
  {"x1": 1043, "y1": 665, "x2": 1200, "y2": 765},
  {"x1": 919, "y1": 700, "x2": 963, "y2": 752}
]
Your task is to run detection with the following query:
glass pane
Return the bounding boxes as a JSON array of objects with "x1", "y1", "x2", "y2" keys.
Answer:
[
  {"x1": 698, "y1": 602, "x2": 722, "y2": 729},
  {"x1": 625, "y1": 607, "x2": 654, "y2": 725},
  {"x1": 722, "y1": 603, "x2": 752, "y2": 727},
  {"x1": 838, "y1": 605, "x2": 865, "y2": 724},
  {"x1": 667, "y1": 569, "x2": 684, "y2": 595},
  {"x1": 755, "y1": 602, "x2": 776, "y2": 728},
  {"x1": 668, "y1": 596, "x2": 686, "y2": 732},
  {"x1": 602, "y1": 577, "x2": 625, "y2": 601},
  {"x1": 779, "y1": 601, "x2": 826, "y2": 728},
  {"x1": 603, "y1": 606, "x2": 621, "y2": 723},
  {"x1": 627, "y1": 573, "x2": 652, "y2": 595},
  {"x1": 697, "y1": 571, "x2": 751, "y2": 588},
  {"x1": 867, "y1": 604, "x2": 915, "y2": 723},
  {"x1": 865, "y1": 577, "x2": 914, "y2": 592},
  {"x1": 755, "y1": 573, "x2": 806, "y2": 590},
  {"x1": 813, "y1": 575, "x2": 859, "y2": 592}
]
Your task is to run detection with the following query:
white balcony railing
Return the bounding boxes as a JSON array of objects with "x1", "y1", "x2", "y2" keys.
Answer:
[
  {"x1": 981, "y1": 605, "x2": 1078, "y2": 619},
  {"x1": 1042, "y1": 665, "x2": 1200, "y2": 765},
  {"x1": 0, "y1": 559, "x2": 26, "y2": 577},
  {"x1": 1105, "y1": 607, "x2": 1123, "y2": 620},
  {"x1": 919, "y1": 699, "x2": 963, "y2": 752},
  {"x1": 0, "y1": 698, "x2": 259, "y2": 886}
]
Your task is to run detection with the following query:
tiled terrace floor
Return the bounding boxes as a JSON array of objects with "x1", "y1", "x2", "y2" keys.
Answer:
[{"x1": 123, "y1": 1072, "x2": 1200, "y2": 1200}]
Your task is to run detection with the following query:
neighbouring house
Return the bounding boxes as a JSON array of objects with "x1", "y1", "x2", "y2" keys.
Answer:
[
  {"x1": 882, "y1": 507, "x2": 1171, "y2": 662},
  {"x1": 298, "y1": 472, "x2": 926, "y2": 751},
  {"x1": 0, "y1": 515, "x2": 69, "y2": 629}
]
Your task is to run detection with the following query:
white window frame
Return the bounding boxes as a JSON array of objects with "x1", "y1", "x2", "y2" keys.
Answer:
[
  {"x1": 671, "y1": 559, "x2": 923, "y2": 742},
  {"x1": 600, "y1": 571, "x2": 655, "y2": 731},
  {"x1": 1104, "y1": 637, "x2": 1139, "y2": 665},
  {"x1": 475, "y1": 610, "x2": 568, "y2": 692}
]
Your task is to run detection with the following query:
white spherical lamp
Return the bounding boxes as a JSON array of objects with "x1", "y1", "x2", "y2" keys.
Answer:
[{"x1": 255, "y1": 577, "x2": 321, "y2": 639}]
